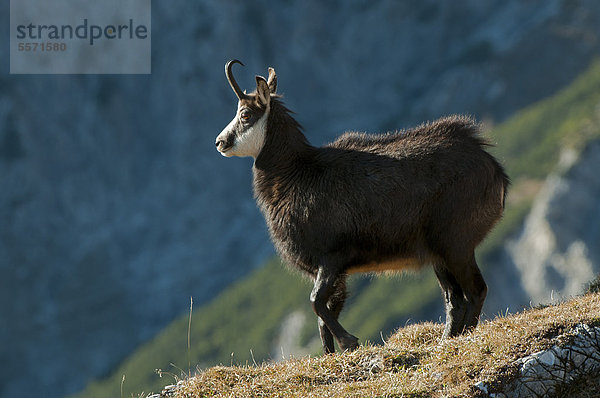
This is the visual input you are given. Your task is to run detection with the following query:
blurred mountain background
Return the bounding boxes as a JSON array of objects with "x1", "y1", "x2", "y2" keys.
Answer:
[{"x1": 1, "y1": 1, "x2": 600, "y2": 397}]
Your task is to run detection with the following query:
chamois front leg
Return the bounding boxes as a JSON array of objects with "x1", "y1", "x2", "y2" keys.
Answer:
[
  {"x1": 310, "y1": 267, "x2": 358, "y2": 353},
  {"x1": 316, "y1": 275, "x2": 348, "y2": 354}
]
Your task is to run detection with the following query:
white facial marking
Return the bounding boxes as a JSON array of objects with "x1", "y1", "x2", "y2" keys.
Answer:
[
  {"x1": 216, "y1": 117, "x2": 237, "y2": 157},
  {"x1": 229, "y1": 105, "x2": 269, "y2": 158}
]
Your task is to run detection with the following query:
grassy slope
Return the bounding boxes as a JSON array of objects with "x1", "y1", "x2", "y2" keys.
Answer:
[
  {"x1": 72, "y1": 60, "x2": 600, "y2": 398},
  {"x1": 168, "y1": 291, "x2": 600, "y2": 398}
]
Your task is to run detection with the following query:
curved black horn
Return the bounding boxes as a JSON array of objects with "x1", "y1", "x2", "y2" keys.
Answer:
[{"x1": 226, "y1": 59, "x2": 246, "y2": 100}]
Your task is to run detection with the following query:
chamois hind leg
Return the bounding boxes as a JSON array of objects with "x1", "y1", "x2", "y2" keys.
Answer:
[
  {"x1": 311, "y1": 267, "x2": 358, "y2": 352},
  {"x1": 434, "y1": 264, "x2": 469, "y2": 338},
  {"x1": 317, "y1": 276, "x2": 348, "y2": 354},
  {"x1": 456, "y1": 255, "x2": 487, "y2": 330},
  {"x1": 436, "y1": 252, "x2": 487, "y2": 338}
]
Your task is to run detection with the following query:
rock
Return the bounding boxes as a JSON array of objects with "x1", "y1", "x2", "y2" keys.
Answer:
[{"x1": 475, "y1": 324, "x2": 600, "y2": 397}]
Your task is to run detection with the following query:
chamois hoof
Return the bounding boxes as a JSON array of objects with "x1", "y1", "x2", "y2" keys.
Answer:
[{"x1": 339, "y1": 336, "x2": 360, "y2": 352}]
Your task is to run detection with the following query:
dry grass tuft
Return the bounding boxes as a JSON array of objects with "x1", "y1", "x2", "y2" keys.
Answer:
[{"x1": 158, "y1": 292, "x2": 600, "y2": 398}]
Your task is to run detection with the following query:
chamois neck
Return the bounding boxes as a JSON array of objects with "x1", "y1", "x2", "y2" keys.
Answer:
[{"x1": 254, "y1": 99, "x2": 314, "y2": 170}]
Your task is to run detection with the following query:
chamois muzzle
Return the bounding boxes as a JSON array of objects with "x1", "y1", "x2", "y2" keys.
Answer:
[
  {"x1": 226, "y1": 59, "x2": 247, "y2": 100},
  {"x1": 215, "y1": 138, "x2": 228, "y2": 152}
]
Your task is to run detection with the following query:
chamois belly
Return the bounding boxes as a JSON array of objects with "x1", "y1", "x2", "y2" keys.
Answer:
[{"x1": 347, "y1": 256, "x2": 424, "y2": 274}]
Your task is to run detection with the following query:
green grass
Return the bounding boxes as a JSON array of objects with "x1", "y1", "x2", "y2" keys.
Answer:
[
  {"x1": 342, "y1": 272, "x2": 440, "y2": 340},
  {"x1": 72, "y1": 59, "x2": 600, "y2": 398},
  {"x1": 489, "y1": 59, "x2": 600, "y2": 180}
]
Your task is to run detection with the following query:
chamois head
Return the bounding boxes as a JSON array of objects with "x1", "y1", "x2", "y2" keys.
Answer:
[{"x1": 216, "y1": 60, "x2": 277, "y2": 158}]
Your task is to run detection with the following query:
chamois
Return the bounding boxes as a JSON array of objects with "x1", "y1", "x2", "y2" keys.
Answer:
[{"x1": 216, "y1": 60, "x2": 509, "y2": 353}]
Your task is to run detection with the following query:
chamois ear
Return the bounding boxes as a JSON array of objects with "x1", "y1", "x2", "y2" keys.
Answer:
[
  {"x1": 267, "y1": 67, "x2": 277, "y2": 93},
  {"x1": 255, "y1": 76, "x2": 271, "y2": 108}
]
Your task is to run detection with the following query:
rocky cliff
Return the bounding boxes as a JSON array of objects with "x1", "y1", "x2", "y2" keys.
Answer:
[
  {"x1": 501, "y1": 140, "x2": 600, "y2": 307},
  {"x1": 2, "y1": 1, "x2": 600, "y2": 397}
]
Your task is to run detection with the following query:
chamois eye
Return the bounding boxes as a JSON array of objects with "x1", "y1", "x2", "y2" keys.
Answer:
[{"x1": 240, "y1": 110, "x2": 251, "y2": 121}]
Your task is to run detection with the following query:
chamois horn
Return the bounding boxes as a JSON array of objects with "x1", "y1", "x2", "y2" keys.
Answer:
[{"x1": 225, "y1": 59, "x2": 247, "y2": 100}]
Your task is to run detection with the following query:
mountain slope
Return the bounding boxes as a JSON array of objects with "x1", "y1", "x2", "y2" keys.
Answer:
[
  {"x1": 482, "y1": 60, "x2": 600, "y2": 314},
  {"x1": 489, "y1": 57, "x2": 600, "y2": 180},
  {"x1": 73, "y1": 59, "x2": 600, "y2": 398}
]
